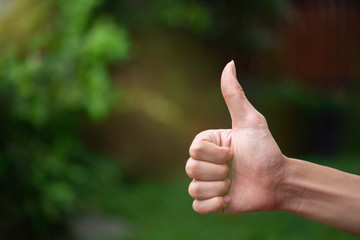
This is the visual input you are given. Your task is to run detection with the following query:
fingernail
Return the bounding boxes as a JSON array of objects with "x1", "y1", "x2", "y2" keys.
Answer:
[
  {"x1": 230, "y1": 60, "x2": 237, "y2": 78},
  {"x1": 223, "y1": 195, "x2": 231, "y2": 204}
]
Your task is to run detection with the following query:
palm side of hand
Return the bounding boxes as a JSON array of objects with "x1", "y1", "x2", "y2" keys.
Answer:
[{"x1": 225, "y1": 126, "x2": 284, "y2": 214}]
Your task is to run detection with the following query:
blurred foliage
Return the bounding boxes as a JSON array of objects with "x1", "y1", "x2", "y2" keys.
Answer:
[
  {"x1": 97, "y1": 0, "x2": 288, "y2": 53},
  {"x1": 0, "y1": 0, "x2": 359, "y2": 239},
  {"x1": 0, "y1": 0, "x2": 128, "y2": 238}
]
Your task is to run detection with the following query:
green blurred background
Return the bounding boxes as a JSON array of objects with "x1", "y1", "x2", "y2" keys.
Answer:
[{"x1": 0, "y1": 0, "x2": 360, "y2": 239}]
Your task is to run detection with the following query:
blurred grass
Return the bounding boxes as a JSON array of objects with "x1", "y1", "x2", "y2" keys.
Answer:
[{"x1": 94, "y1": 156, "x2": 360, "y2": 240}]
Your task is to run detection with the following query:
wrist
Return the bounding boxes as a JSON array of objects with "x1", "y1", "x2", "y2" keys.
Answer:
[
  {"x1": 275, "y1": 156, "x2": 304, "y2": 213},
  {"x1": 275, "y1": 156, "x2": 360, "y2": 234}
]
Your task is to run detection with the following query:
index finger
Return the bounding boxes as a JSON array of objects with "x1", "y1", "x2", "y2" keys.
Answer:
[{"x1": 189, "y1": 138, "x2": 232, "y2": 165}]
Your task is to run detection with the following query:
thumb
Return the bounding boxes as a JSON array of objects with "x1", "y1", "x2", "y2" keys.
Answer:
[{"x1": 221, "y1": 61, "x2": 258, "y2": 128}]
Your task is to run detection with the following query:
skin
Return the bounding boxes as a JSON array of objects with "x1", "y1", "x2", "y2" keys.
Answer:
[{"x1": 185, "y1": 61, "x2": 360, "y2": 235}]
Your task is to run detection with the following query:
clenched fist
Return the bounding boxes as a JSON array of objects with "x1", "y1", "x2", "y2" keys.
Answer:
[{"x1": 185, "y1": 61, "x2": 285, "y2": 214}]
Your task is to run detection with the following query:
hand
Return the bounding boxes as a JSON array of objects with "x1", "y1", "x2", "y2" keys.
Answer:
[{"x1": 185, "y1": 61, "x2": 285, "y2": 214}]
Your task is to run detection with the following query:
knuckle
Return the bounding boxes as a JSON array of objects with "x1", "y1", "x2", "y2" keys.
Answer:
[
  {"x1": 247, "y1": 112, "x2": 267, "y2": 127},
  {"x1": 185, "y1": 161, "x2": 193, "y2": 178},
  {"x1": 192, "y1": 200, "x2": 200, "y2": 213},
  {"x1": 197, "y1": 130, "x2": 212, "y2": 138},
  {"x1": 185, "y1": 160, "x2": 199, "y2": 179},
  {"x1": 258, "y1": 113, "x2": 267, "y2": 124},
  {"x1": 192, "y1": 201, "x2": 206, "y2": 215},
  {"x1": 189, "y1": 143, "x2": 203, "y2": 159},
  {"x1": 188, "y1": 182, "x2": 201, "y2": 198}
]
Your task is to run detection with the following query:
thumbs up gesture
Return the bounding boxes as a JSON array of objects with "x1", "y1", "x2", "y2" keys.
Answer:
[{"x1": 186, "y1": 61, "x2": 285, "y2": 214}]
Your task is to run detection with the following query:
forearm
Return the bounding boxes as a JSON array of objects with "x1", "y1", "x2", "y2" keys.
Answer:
[{"x1": 277, "y1": 157, "x2": 360, "y2": 235}]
